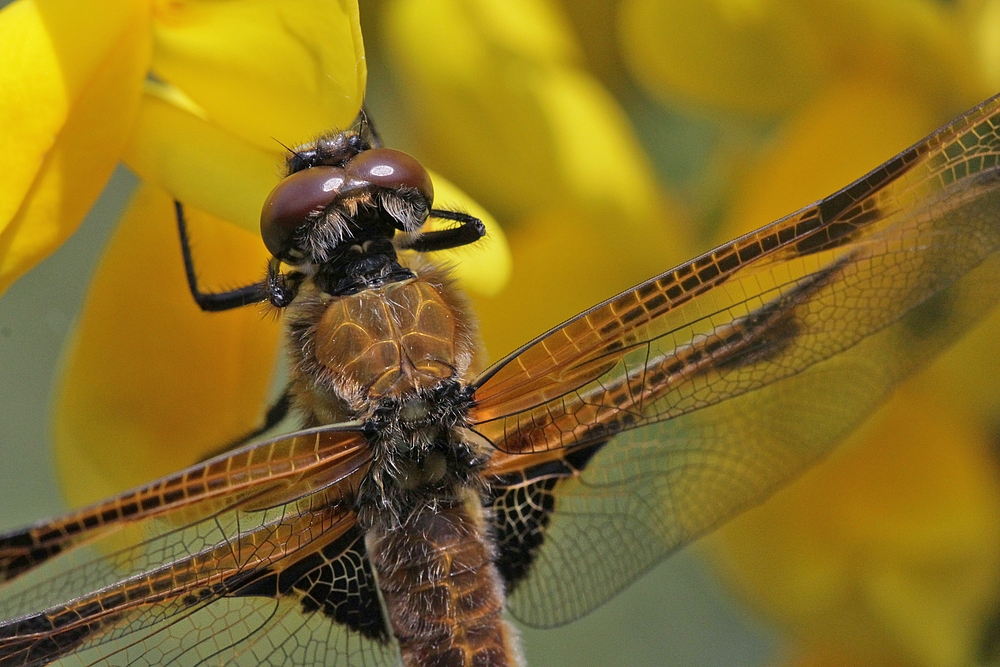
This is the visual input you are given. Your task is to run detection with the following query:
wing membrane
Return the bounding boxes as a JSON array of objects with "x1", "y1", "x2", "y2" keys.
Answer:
[
  {"x1": 473, "y1": 93, "x2": 1000, "y2": 625},
  {"x1": 0, "y1": 503, "x2": 347, "y2": 666},
  {"x1": 0, "y1": 426, "x2": 368, "y2": 586},
  {"x1": 0, "y1": 519, "x2": 397, "y2": 667},
  {"x1": 0, "y1": 427, "x2": 394, "y2": 667}
]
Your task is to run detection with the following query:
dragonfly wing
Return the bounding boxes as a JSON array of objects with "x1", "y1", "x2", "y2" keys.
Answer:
[
  {"x1": 0, "y1": 526, "x2": 398, "y2": 667},
  {"x1": 0, "y1": 425, "x2": 368, "y2": 586},
  {"x1": 490, "y1": 257, "x2": 994, "y2": 625},
  {"x1": 473, "y1": 93, "x2": 1000, "y2": 626},
  {"x1": 0, "y1": 428, "x2": 397, "y2": 667}
]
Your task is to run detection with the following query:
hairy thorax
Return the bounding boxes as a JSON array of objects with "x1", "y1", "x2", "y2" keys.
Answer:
[{"x1": 285, "y1": 265, "x2": 483, "y2": 424}]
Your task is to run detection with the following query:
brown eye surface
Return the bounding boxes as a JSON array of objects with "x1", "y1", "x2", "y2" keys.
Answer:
[
  {"x1": 260, "y1": 166, "x2": 347, "y2": 259},
  {"x1": 346, "y1": 148, "x2": 434, "y2": 204}
]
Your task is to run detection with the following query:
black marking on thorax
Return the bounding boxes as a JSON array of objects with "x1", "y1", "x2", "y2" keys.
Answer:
[{"x1": 356, "y1": 380, "x2": 484, "y2": 531}]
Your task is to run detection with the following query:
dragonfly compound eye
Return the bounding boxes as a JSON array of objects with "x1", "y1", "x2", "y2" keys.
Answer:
[
  {"x1": 260, "y1": 166, "x2": 347, "y2": 261},
  {"x1": 345, "y1": 148, "x2": 434, "y2": 227}
]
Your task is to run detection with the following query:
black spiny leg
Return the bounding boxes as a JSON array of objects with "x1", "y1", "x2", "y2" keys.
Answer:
[
  {"x1": 401, "y1": 209, "x2": 487, "y2": 252},
  {"x1": 175, "y1": 201, "x2": 270, "y2": 312}
]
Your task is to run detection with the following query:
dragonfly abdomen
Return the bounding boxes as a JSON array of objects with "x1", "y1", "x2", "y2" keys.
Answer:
[{"x1": 366, "y1": 494, "x2": 522, "y2": 667}]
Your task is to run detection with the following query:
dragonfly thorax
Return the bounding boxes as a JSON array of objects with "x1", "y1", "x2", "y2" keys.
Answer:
[
  {"x1": 358, "y1": 424, "x2": 487, "y2": 532},
  {"x1": 356, "y1": 379, "x2": 484, "y2": 526}
]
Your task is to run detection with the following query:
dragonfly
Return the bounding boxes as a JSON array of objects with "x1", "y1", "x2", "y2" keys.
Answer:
[{"x1": 3, "y1": 90, "x2": 1000, "y2": 667}]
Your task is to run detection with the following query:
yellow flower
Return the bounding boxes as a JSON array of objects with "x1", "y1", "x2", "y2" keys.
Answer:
[
  {"x1": 615, "y1": 1, "x2": 1000, "y2": 665},
  {"x1": 0, "y1": 0, "x2": 509, "y2": 506}
]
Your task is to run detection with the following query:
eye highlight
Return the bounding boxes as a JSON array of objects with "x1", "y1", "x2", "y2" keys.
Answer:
[
  {"x1": 346, "y1": 148, "x2": 434, "y2": 205},
  {"x1": 260, "y1": 166, "x2": 347, "y2": 260}
]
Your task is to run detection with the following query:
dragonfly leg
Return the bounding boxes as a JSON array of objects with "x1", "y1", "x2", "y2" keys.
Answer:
[{"x1": 174, "y1": 200, "x2": 270, "y2": 311}]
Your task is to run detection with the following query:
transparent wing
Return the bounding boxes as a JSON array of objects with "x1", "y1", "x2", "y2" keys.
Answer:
[
  {"x1": 472, "y1": 92, "x2": 1000, "y2": 625},
  {"x1": 0, "y1": 427, "x2": 398, "y2": 667},
  {"x1": 0, "y1": 425, "x2": 369, "y2": 587}
]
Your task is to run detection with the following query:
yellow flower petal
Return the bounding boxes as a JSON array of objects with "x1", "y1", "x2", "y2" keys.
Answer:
[
  {"x1": 971, "y1": 0, "x2": 1000, "y2": 159},
  {"x1": 620, "y1": 0, "x2": 976, "y2": 117},
  {"x1": 0, "y1": 0, "x2": 151, "y2": 293},
  {"x1": 819, "y1": 0, "x2": 981, "y2": 113},
  {"x1": 619, "y1": 0, "x2": 828, "y2": 115},
  {"x1": 384, "y1": 0, "x2": 571, "y2": 219},
  {"x1": 123, "y1": 85, "x2": 287, "y2": 235},
  {"x1": 55, "y1": 185, "x2": 280, "y2": 505},
  {"x1": 459, "y1": 0, "x2": 580, "y2": 63},
  {"x1": 534, "y1": 67, "x2": 662, "y2": 225},
  {"x1": 384, "y1": 0, "x2": 662, "y2": 228},
  {"x1": 150, "y1": 0, "x2": 366, "y2": 151},
  {"x1": 425, "y1": 171, "x2": 511, "y2": 297},
  {"x1": 0, "y1": 0, "x2": 146, "y2": 224}
]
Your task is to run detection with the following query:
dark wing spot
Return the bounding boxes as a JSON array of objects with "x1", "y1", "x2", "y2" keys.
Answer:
[
  {"x1": 231, "y1": 527, "x2": 389, "y2": 642},
  {"x1": 489, "y1": 442, "x2": 605, "y2": 592},
  {"x1": 714, "y1": 257, "x2": 847, "y2": 371},
  {"x1": 713, "y1": 310, "x2": 802, "y2": 371},
  {"x1": 491, "y1": 478, "x2": 558, "y2": 591}
]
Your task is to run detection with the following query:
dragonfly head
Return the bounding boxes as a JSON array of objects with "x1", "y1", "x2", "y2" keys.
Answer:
[{"x1": 260, "y1": 131, "x2": 434, "y2": 267}]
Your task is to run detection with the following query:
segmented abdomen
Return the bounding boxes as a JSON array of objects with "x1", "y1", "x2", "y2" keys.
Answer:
[{"x1": 365, "y1": 495, "x2": 521, "y2": 667}]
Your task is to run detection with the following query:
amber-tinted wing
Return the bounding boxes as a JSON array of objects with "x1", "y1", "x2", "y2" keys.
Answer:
[
  {"x1": 471, "y1": 92, "x2": 1000, "y2": 626},
  {"x1": 0, "y1": 426, "x2": 397, "y2": 667}
]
